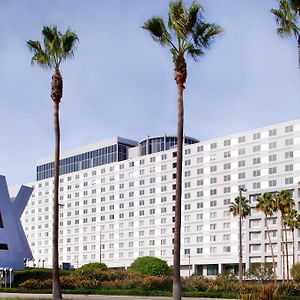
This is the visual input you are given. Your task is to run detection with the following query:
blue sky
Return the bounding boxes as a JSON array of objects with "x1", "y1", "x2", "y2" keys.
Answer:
[{"x1": 0, "y1": 0, "x2": 299, "y2": 185}]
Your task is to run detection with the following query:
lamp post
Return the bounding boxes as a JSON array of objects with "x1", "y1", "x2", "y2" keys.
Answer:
[
  {"x1": 239, "y1": 187, "x2": 247, "y2": 284},
  {"x1": 186, "y1": 254, "x2": 191, "y2": 276},
  {"x1": 99, "y1": 228, "x2": 102, "y2": 263}
]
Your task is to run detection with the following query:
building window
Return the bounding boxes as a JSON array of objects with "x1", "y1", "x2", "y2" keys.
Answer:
[
  {"x1": 210, "y1": 200, "x2": 217, "y2": 207},
  {"x1": 253, "y1": 182, "x2": 261, "y2": 189},
  {"x1": 223, "y1": 246, "x2": 231, "y2": 253},
  {"x1": 210, "y1": 142, "x2": 217, "y2": 150},
  {"x1": 224, "y1": 163, "x2": 231, "y2": 170},
  {"x1": 224, "y1": 139, "x2": 231, "y2": 146},
  {"x1": 285, "y1": 151, "x2": 293, "y2": 159},
  {"x1": 238, "y1": 136, "x2": 246, "y2": 143},
  {"x1": 253, "y1": 157, "x2": 261, "y2": 165},
  {"x1": 253, "y1": 145, "x2": 261, "y2": 152},
  {"x1": 251, "y1": 170, "x2": 260, "y2": 177},
  {"x1": 238, "y1": 160, "x2": 246, "y2": 167},
  {"x1": 285, "y1": 125, "x2": 293, "y2": 133},
  {"x1": 253, "y1": 132, "x2": 261, "y2": 140},
  {"x1": 269, "y1": 128, "x2": 277, "y2": 136},
  {"x1": 269, "y1": 141, "x2": 277, "y2": 149}
]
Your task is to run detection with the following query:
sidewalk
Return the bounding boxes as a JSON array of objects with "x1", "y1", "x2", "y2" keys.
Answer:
[{"x1": 0, "y1": 293, "x2": 237, "y2": 300}]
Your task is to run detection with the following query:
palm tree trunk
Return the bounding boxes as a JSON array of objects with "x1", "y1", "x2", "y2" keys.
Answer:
[
  {"x1": 292, "y1": 228, "x2": 295, "y2": 266},
  {"x1": 52, "y1": 70, "x2": 62, "y2": 300},
  {"x1": 173, "y1": 86, "x2": 185, "y2": 300},
  {"x1": 284, "y1": 224, "x2": 290, "y2": 282},
  {"x1": 281, "y1": 216, "x2": 286, "y2": 283},
  {"x1": 266, "y1": 216, "x2": 277, "y2": 285},
  {"x1": 297, "y1": 35, "x2": 300, "y2": 68}
]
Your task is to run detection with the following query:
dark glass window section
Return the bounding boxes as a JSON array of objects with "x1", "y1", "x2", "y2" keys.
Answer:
[
  {"x1": 140, "y1": 136, "x2": 198, "y2": 156},
  {"x1": 37, "y1": 143, "x2": 133, "y2": 180},
  {"x1": 0, "y1": 244, "x2": 8, "y2": 250}
]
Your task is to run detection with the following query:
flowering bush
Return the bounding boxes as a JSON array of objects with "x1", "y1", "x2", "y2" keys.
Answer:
[
  {"x1": 140, "y1": 276, "x2": 172, "y2": 291},
  {"x1": 19, "y1": 278, "x2": 52, "y2": 289},
  {"x1": 60, "y1": 274, "x2": 99, "y2": 290}
]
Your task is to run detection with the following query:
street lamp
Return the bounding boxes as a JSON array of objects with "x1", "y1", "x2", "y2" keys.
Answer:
[
  {"x1": 239, "y1": 187, "x2": 247, "y2": 284},
  {"x1": 99, "y1": 228, "x2": 102, "y2": 263},
  {"x1": 186, "y1": 254, "x2": 191, "y2": 276}
]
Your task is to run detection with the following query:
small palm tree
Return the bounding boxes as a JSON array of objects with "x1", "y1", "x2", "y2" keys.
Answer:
[
  {"x1": 271, "y1": 0, "x2": 300, "y2": 67},
  {"x1": 27, "y1": 26, "x2": 79, "y2": 300},
  {"x1": 229, "y1": 196, "x2": 250, "y2": 219},
  {"x1": 229, "y1": 195, "x2": 250, "y2": 281},
  {"x1": 284, "y1": 209, "x2": 300, "y2": 266},
  {"x1": 274, "y1": 190, "x2": 295, "y2": 283},
  {"x1": 256, "y1": 193, "x2": 277, "y2": 284},
  {"x1": 143, "y1": 2, "x2": 222, "y2": 299}
]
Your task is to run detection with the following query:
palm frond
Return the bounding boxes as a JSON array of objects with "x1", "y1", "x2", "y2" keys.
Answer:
[
  {"x1": 271, "y1": 0, "x2": 300, "y2": 39},
  {"x1": 60, "y1": 28, "x2": 79, "y2": 60},
  {"x1": 187, "y1": 0, "x2": 203, "y2": 32},
  {"x1": 168, "y1": 0, "x2": 187, "y2": 39},
  {"x1": 27, "y1": 40, "x2": 42, "y2": 53},
  {"x1": 27, "y1": 25, "x2": 78, "y2": 70},
  {"x1": 229, "y1": 196, "x2": 250, "y2": 219},
  {"x1": 31, "y1": 52, "x2": 52, "y2": 69},
  {"x1": 184, "y1": 42, "x2": 203, "y2": 61},
  {"x1": 199, "y1": 23, "x2": 223, "y2": 48},
  {"x1": 143, "y1": 17, "x2": 172, "y2": 47},
  {"x1": 27, "y1": 40, "x2": 51, "y2": 68},
  {"x1": 42, "y1": 25, "x2": 61, "y2": 66}
]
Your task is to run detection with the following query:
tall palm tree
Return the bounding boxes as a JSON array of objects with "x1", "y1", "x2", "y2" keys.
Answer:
[
  {"x1": 284, "y1": 209, "x2": 300, "y2": 266},
  {"x1": 229, "y1": 195, "x2": 250, "y2": 281},
  {"x1": 27, "y1": 26, "x2": 79, "y2": 300},
  {"x1": 142, "y1": 2, "x2": 222, "y2": 299},
  {"x1": 274, "y1": 190, "x2": 295, "y2": 283},
  {"x1": 271, "y1": 0, "x2": 300, "y2": 67},
  {"x1": 256, "y1": 193, "x2": 277, "y2": 284}
]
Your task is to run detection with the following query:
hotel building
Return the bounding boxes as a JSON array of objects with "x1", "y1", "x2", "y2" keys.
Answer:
[{"x1": 22, "y1": 119, "x2": 300, "y2": 276}]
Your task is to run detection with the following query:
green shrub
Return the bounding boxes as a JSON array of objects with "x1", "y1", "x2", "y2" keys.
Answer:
[
  {"x1": 240, "y1": 284, "x2": 279, "y2": 300},
  {"x1": 291, "y1": 263, "x2": 300, "y2": 283},
  {"x1": 209, "y1": 272, "x2": 239, "y2": 292},
  {"x1": 77, "y1": 262, "x2": 108, "y2": 273},
  {"x1": 278, "y1": 283, "x2": 300, "y2": 296},
  {"x1": 127, "y1": 256, "x2": 171, "y2": 276},
  {"x1": 182, "y1": 276, "x2": 210, "y2": 292}
]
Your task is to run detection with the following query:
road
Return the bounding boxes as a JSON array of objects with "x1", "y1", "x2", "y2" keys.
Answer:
[{"x1": 0, "y1": 293, "x2": 237, "y2": 300}]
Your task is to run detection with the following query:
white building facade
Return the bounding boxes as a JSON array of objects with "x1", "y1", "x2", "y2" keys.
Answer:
[{"x1": 22, "y1": 120, "x2": 300, "y2": 277}]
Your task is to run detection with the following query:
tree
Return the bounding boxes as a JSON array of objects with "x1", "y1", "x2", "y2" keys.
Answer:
[
  {"x1": 271, "y1": 0, "x2": 300, "y2": 67},
  {"x1": 256, "y1": 193, "x2": 277, "y2": 285},
  {"x1": 229, "y1": 196, "x2": 250, "y2": 219},
  {"x1": 229, "y1": 195, "x2": 250, "y2": 283},
  {"x1": 27, "y1": 26, "x2": 79, "y2": 300},
  {"x1": 284, "y1": 209, "x2": 300, "y2": 266},
  {"x1": 142, "y1": 2, "x2": 222, "y2": 299},
  {"x1": 274, "y1": 190, "x2": 295, "y2": 283}
]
